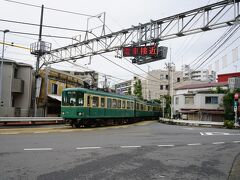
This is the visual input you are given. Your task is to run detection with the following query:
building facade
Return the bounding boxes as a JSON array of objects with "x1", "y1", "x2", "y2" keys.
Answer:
[
  {"x1": 217, "y1": 72, "x2": 240, "y2": 82},
  {"x1": 37, "y1": 67, "x2": 84, "y2": 116},
  {"x1": 182, "y1": 64, "x2": 216, "y2": 82},
  {"x1": 142, "y1": 69, "x2": 183, "y2": 100},
  {"x1": 65, "y1": 71, "x2": 98, "y2": 88},
  {"x1": 173, "y1": 82, "x2": 228, "y2": 121},
  {"x1": 0, "y1": 59, "x2": 34, "y2": 117}
]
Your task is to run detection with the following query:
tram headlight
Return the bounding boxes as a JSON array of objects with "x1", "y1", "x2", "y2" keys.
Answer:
[
  {"x1": 78, "y1": 112, "x2": 83, "y2": 116},
  {"x1": 62, "y1": 112, "x2": 65, "y2": 115}
]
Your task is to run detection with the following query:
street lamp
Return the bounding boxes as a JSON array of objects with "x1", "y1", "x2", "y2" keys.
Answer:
[{"x1": 0, "y1": 29, "x2": 10, "y2": 107}]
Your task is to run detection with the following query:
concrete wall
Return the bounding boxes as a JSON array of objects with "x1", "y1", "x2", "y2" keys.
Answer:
[
  {"x1": 13, "y1": 66, "x2": 33, "y2": 116},
  {"x1": 0, "y1": 60, "x2": 33, "y2": 117}
]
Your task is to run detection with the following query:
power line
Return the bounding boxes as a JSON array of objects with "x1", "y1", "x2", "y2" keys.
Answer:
[
  {"x1": 0, "y1": 29, "x2": 73, "y2": 40},
  {"x1": 198, "y1": 34, "x2": 240, "y2": 70},
  {"x1": 193, "y1": 25, "x2": 240, "y2": 71},
  {"x1": 0, "y1": 18, "x2": 87, "y2": 32},
  {"x1": 3, "y1": 0, "x2": 95, "y2": 17},
  {"x1": 189, "y1": 26, "x2": 234, "y2": 68}
]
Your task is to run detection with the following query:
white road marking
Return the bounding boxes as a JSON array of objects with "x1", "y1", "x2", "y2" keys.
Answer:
[
  {"x1": 24, "y1": 148, "x2": 53, "y2": 151},
  {"x1": 34, "y1": 131, "x2": 49, "y2": 134},
  {"x1": 233, "y1": 141, "x2": 240, "y2": 143},
  {"x1": 76, "y1": 147, "x2": 101, "y2": 150},
  {"x1": 200, "y1": 132, "x2": 240, "y2": 136},
  {"x1": 187, "y1": 143, "x2": 202, "y2": 146},
  {"x1": 120, "y1": 146, "x2": 141, "y2": 148},
  {"x1": 157, "y1": 144, "x2": 175, "y2": 147},
  {"x1": 212, "y1": 142, "x2": 225, "y2": 145}
]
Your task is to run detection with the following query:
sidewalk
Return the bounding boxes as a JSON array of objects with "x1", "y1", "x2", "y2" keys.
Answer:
[
  {"x1": 228, "y1": 153, "x2": 240, "y2": 180},
  {"x1": 159, "y1": 118, "x2": 240, "y2": 128}
]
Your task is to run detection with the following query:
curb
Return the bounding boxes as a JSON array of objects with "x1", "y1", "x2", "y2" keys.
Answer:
[{"x1": 228, "y1": 153, "x2": 240, "y2": 180}]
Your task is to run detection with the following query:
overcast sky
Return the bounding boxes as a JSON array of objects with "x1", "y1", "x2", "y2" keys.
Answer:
[{"x1": 0, "y1": 0, "x2": 239, "y2": 86}]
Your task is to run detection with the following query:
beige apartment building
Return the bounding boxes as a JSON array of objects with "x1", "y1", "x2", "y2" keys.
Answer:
[{"x1": 142, "y1": 69, "x2": 183, "y2": 100}]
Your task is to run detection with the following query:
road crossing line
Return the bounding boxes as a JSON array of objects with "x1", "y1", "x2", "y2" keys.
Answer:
[
  {"x1": 24, "y1": 148, "x2": 53, "y2": 151},
  {"x1": 76, "y1": 147, "x2": 102, "y2": 150},
  {"x1": 120, "y1": 146, "x2": 141, "y2": 148},
  {"x1": 157, "y1": 144, "x2": 175, "y2": 147},
  {"x1": 187, "y1": 143, "x2": 202, "y2": 146},
  {"x1": 212, "y1": 142, "x2": 225, "y2": 145}
]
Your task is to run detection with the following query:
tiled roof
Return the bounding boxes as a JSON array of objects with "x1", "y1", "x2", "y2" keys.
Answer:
[{"x1": 175, "y1": 81, "x2": 228, "y2": 90}]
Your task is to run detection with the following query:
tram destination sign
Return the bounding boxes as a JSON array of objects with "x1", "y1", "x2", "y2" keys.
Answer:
[{"x1": 122, "y1": 45, "x2": 157, "y2": 57}]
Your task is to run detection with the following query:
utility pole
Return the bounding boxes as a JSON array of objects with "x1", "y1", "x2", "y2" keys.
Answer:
[
  {"x1": 30, "y1": 5, "x2": 51, "y2": 117},
  {"x1": 165, "y1": 47, "x2": 174, "y2": 119}
]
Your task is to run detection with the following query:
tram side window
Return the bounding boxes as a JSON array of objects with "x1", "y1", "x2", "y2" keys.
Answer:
[
  {"x1": 127, "y1": 101, "x2": 131, "y2": 109},
  {"x1": 92, "y1": 96, "x2": 99, "y2": 107},
  {"x1": 112, "y1": 99, "x2": 117, "y2": 108},
  {"x1": 101, "y1": 97, "x2": 105, "y2": 108},
  {"x1": 122, "y1": 101, "x2": 126, "y2": 109},
  {"x1": 107, "y1": 98, "x2": 112, "y2": 108},
  {"x1": 87, "y1": 96, "x2": 91, "y2": 107},
  {"x1": 140, "y1": 104, "x2": 144, "y2": 111},
  {"x1": 117, "y1": 100, "x2": 121, "y2": 108},
  {"x1": 136, "y1": 103, "x2": 140, "y2": 110},
  {"x1": 130, "y1": 102, "x2": 134, "y2": 110}
]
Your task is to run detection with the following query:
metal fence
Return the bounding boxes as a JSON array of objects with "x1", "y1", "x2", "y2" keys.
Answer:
[{"x1": 0, "y1": 117, "x2": 63, "y2": 124}]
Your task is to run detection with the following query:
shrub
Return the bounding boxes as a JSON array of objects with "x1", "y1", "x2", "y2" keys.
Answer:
[{"x1": 224, "y1": 120, "x2": 234, "y2": 129}]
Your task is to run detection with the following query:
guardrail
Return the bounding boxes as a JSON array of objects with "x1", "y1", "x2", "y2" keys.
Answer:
[{"x1": 0, "y1": 117, "x2": 64, "y2": 125}]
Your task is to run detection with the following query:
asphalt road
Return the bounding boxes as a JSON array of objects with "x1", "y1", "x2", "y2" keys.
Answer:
[{"x1": 0, "y1": 121, "x2": 240, "y2": 180}]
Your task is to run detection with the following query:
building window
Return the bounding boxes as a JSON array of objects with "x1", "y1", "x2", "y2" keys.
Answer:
[
  {"x1": 165, "y1": 85, "x2": 169, "y2": 90},
  {"x1": 185, "y1": 96, "x2": 194, "y2": 104},
  {"x1": 177, "y1": 77, "x2": 180, "y2": 82},
  {"x1": 175, "y1": 97, "x2": 179, "y2": 105},
  {"x1": 160, "y1": 85, "x2": 163, "y2": 90},
  {"x1": 51, "y1": 83, "x2": 58, "y2": 94},
  {"x1": 166, "y1": 75, "x2": 169, "y2": 80},
  {"x1": 160, "y1": 74, "x2": 164, "y2": 80},
  {"x1": 205, "y1": 96, "x2": 218, "y2": 104}
]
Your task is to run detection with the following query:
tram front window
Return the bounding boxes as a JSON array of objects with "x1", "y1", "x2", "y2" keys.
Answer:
[{"x1": 62, "y1": 91, "x2": 84, "y2": 106}]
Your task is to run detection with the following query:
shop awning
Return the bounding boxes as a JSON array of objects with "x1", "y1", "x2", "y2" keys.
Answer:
[{"x1": 48, "y1": 94, "x2": 62, "y2": 102}]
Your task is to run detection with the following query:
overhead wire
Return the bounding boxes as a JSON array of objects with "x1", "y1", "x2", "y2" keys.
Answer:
[
  {"x1": 3, "y1": 0, "x2": 96, "y2": 17},
  {"x1": 192, "y1": 25, "x2": 240, "y2": 71},
  {"x1": 0, "y1": 18, "x2": 87, "y2": 32},
  {"x1": 189, "y1": 26, "x2": 235, "y2": 68},
  {"x1": 0, "y1": 29, "x2": 74, "y2": 39}
]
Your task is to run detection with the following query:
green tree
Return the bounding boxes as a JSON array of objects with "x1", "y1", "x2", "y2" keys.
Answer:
[
  {"x1": 223, "y1": 91, "x2": 234, "y2": 120},
  {"x1": 223, "y1": 89, "x2": 240, "y2": 120},
  {"x1": 163, "y1": 95, "x2": 171, "y2": 118},
  {"x1": 133, "y1": 79, "x2": 143, "y2": 99},
  {"x1": 126, "y1": 87, "x2": 132, "y2": 95}
]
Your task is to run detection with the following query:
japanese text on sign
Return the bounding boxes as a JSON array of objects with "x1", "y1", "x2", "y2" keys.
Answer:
[{"x1": 123, "y1": 46, "x2": 157, "y2": 57}]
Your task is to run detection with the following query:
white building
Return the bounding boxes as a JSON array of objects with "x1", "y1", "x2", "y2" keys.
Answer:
[
  {"x1": 114, "y1": 77, "x2": 140, "y2": 95},
  {"x1": 182, "y1": 64, "x2": 216, "y2": 82},
  {"x1": 173, "y1": 82, "x2": 228, "y2": 121}
]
